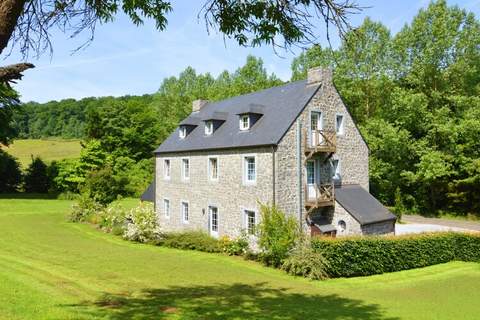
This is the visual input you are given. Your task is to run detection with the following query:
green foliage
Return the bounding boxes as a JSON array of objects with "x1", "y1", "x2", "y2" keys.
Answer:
[
  {"x1": 0, "y1": 150, "x2": 22, "y2": 192},
  {"x1": 257, "y1": 204, "x2": 299, "y2": 267},
  {"x1": 83, "y1": 166, "x2": 124, "y2": 206},
  {"x1": 312, "y1": 232, "x2": 480, "y2": 278},
  {"x1": 69, "y1": 193, "x2": 104, "y2": 222},
  {"x1": 160, "y1": 231, "x2": 221, "y2": 253},
  {"x1": 0, "y1": 84, "x2": 20, "y2": 145},
  {"x1": 219, "y1": 234, "x2": 249, "y2": 256},
  {"x1": 97, "y1": 202, "x2": 128, "y2": 233},
  {"x1": 24, "y1": 157, "x2": 50, "y2": 193},
  {"x1": 292, "y1": 1, "x2": 480, "y2": 217},
  {"x1": 281, "y1": 242, "x2": 329, "y2": 280},
  {"x1": 123, "y1": 202, "x2": 159, "y2": 243}
]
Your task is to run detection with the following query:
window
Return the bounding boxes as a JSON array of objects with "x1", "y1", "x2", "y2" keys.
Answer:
[
  {"x1": 209, "y1": 206, "x2": 218, "y2": 236},
  {"x1": 205, "y1": 121, "x2": 213, "y2": 135},
  {"x1": 181, "y1": 201, "x2": 189, "y2": 223},
  {"x1": 179, "y1": 126, "x2": 187, "y2": 139},
  {"x1": 244, "y1": 156, "x2": 256, "y2": 184},
  {"x1": 306, "y1": 161, "x2": 315, "y2": 184},
  {"x1": 182, "y1": 158, "x2": 190, "y2": 180},
  {"x1": 336, "y1": 114, "x2": 345, "y2": 135},
  {"x1": 163, "y1": 199, "x2": 170, "y2": 218},
  {"x1": 239, "y1": 115, "x2": 250, "y2": 131},
  {"x1": 332, "y1": 159, "x2": 341, "y2": 181},
  {"x1": 163, "y1": 159, "x2": 171, "y2": 179},
  {"x1": 245, "y1": 210, "x2": 256, "y2": 235},
  {"x1": 338, "y1": 220, "x2": 346, "y2": 233},
  {"x1": 208, "y1": 157, "x2": 218, "y2": 181}
]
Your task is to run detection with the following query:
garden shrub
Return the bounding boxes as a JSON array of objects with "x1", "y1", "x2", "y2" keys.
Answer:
[
  {"x1": 257, "y1": 203, "x2": 299, "y2": 267},
  {"x1": 160, "y1": 231, "x2": 221, "y2": 253},
  {"x1": 219, "y1": 234, "x2": 249, "y2": 256},
  {"x1": 97, "y1": 202, "x2": 128, "y2": 232},
  {"x1": 282, "y1": 242, "x2": 329, "y2": 280},
  {"x1": 83, "y1": 166, "x2": 124, "y2": 206},
  {"x1": 312, "y1": 232, "x2": 480, "y2": 278},
  {"x1": 69, "y1": 193, "x2": 104, "y2": 222},
  {"x1": 123, "y1": 202, "x2": 159, "y2": 243}
]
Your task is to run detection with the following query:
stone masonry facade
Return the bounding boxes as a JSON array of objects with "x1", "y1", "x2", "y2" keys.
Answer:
[{"x1": 155, "y1": 147, "x2": 274, "y2": 238}]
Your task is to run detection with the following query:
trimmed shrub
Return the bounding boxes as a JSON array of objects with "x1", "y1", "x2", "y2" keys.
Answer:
[
  {"x1": 282, "y1": 242, "x2": 329, "y2": 280},
  {"x1": 83, "y1": 166, "x2": 124, "y2": 206},
  {"x1": 312, "y1": 232, "x2": 480, "y2": 278},
  {"x1": 160, "y1": 231, "x2": 221, "y2": 253},
  {"x1": 219, "y1": 234, "x2": 249, "y2": 256},
  {"x1": 257, "y1": 203, "x2": 299, "y2": 267},
  {"x1": 123, "y1": 202, "x2": 159, "y2": 243}
]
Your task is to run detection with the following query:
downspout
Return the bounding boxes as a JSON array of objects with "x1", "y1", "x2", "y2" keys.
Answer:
[
  {"x1": 296, "y1": 119, "x2": 303, "y2": 232},
  {"x1": 272, "y1": 146, "x2": 276, "y2": 206}
]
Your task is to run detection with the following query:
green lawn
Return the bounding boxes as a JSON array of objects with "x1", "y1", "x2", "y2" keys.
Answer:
[
  {"x1": 0, "y1": 198, "x2": 479, "y2": 320},
  {"x1": 1, "y1": 139, "x2": 81, "y2": 168}
]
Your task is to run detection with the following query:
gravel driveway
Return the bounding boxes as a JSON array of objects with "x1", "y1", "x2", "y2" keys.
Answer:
[{"x1": 396, "y1": 215, "x2": 480, "y2": 235}]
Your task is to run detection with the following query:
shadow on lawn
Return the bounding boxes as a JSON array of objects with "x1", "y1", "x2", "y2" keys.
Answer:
[{"x1": 66, "y1": 282, "x2": 399, "y2": 320}]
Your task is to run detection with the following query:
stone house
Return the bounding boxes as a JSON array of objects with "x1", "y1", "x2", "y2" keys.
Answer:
[{"x1": 144, "y1": 68, "x2": 396, "y2": 239}]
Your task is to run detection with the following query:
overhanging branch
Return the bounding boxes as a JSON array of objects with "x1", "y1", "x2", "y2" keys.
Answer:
[{"x1": 0, "y1": 62, "x2": 35, "y2": 84}]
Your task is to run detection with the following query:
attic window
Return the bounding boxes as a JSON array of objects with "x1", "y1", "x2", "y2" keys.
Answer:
[
  {"x1": 179, "y1": 126, "x2": 187, "y2": 139},
  {"x1": 205, "y1": 121, "x2": 214, "y2": 135},
  {"x1": 240, "y1": 115, "x2": 250, "y2": 131}
]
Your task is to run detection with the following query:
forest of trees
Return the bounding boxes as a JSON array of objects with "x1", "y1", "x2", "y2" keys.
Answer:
[{"x1": 3, "y1": 1, "x2": 479, "y2": 217}]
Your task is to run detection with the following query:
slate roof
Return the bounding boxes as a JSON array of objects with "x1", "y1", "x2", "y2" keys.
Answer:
[
  {"x1": 310, "y1": 215, "x2": 337, "y2": 233},
  {"x1": 154, "y1": 80, "x2": 320, "y2": 154},
  {"x1": 334, "y1": 185, "x2": 397, "y2": 225},
  {"x1": 140, "y1": 181, "x2": 155, "y2": 202}
]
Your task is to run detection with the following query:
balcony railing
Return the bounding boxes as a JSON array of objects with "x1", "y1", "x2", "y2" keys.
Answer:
[
  {"x1": 304, "y1": 129, "x2": 336, "y2": 154},
  {"x1": 304, "y1": 183, "x2": 335, "y2": 208}
]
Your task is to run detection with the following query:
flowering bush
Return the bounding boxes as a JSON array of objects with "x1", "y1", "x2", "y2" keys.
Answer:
[
  {"x1": 98, "y1": 202, "x2": 128, "y2": 233},
  {"x1": 219, "y1": 234, "x2": 249, "y2": 256},
  {"x1": 123, "y1": 202, "x2": 161, "y2": 243},
  {"x1": 69, "y1": 193, "x2": 104, "y2": 222}
]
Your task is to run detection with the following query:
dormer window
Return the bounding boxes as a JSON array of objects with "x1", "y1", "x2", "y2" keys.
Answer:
[
  {"x1": 205, "y1": 121, "x2": 214, "y2": 135},
  {"x1": 240, "y1": 115, "x2": 250, "y2": 131},
  {"x1": 179, "y1": 126, "x2": 187, "y2": 139}
]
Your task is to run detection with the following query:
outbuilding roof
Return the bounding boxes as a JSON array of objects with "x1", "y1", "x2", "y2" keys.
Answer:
[
  {"x1": 140, "y1": 182, "x2": 155, "y2": 202},
  {"x1": 154, "y1": 80, "x2": 320, "y2": 154},
  {"x1": 334, "y1": 185, "x2": 397, "y2": 225}
]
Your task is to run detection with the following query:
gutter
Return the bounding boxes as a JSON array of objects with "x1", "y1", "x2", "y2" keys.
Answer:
[
  {"x1": 296, "y1": 119, "x2": 303, "y2": 232},
  {"x1": 272, "y1": 146, "x2": 276, "y2": 206}
]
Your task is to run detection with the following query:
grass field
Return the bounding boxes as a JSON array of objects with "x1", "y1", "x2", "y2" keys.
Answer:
[
  {"x1": 0, "y1": 198, "x2": 479, "y2": 319},
  {"x1": 1, "y1": 139, "x2": 81, "y2": 168}
]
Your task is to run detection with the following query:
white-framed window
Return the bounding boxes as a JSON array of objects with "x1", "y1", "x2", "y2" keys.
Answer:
[
  {"x1": 244, "y1": 210, "x2": 256, "y2": 235},
  {"x1": 239, "y1": 115, "x2": 250, "y2": 131},
  {"x1": 332, "y1": 159, "x2": 341, "y2": 181},
  {"x1": 336, "y1": 114, "x2": 345, "y2": 135},
  {"x1": 163, "y1": 159, "x2": 171, "y2": 180},
  {"x1": 205, "y1": 121, "x2": 213, "y2": 135},
  {"x1": 338, "y1": 220, "x2": 346, "y2": 233},
  {"x1": 209, "y1": 206, "x2": 218, "y2": 237},
  {"x1": 243, "y1": 156, "x2": 256, "y2": 184},
  {"x1": 163, "y1": 198, "x2": 170, "y2": 218},
  {"x1": 179, "y1": 126, "x2": 187, "y2": 139},
  {"x1": 182, "y1": 158, "x2": 190, "y2": 180},
  {"x1": 181, "y1": 201, "x2": 189, "y2": 223},
  {"x1": 208, "y1": 157, "x2": 218, "y2": 181}
]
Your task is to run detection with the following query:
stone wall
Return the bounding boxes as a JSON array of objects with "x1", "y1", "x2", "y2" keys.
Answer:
[
  {"x1": 275, "y1": 69, "x2": 370, "y2": 233},
  {"x1": 362, "y1": 221, "x2": 395, "y2": 235},
  {"x1": 155, "y1": 147, "x2": 274, "y2": 238}
]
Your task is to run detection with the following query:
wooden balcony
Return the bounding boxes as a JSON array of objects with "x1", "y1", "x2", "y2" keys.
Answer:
[
  {"x1": 304, "y1": 129, "x2": 336, "y2": 156},
  {"x1": 304, "y1": 183, "x2": 335, "y2": 209}
]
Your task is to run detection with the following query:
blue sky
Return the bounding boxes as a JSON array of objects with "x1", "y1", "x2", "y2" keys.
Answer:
[{"x1": 4, "y1": 0, "x2": 479, "y2": 103}]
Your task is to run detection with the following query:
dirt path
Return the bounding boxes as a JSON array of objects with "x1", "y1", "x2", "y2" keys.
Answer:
[{"x1": 402, "y1": 215, "x2": 480, "y2": 232}]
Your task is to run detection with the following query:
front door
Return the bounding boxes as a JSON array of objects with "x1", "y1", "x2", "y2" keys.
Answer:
[
  {"x1": 306, "y1": 160, "x2": 316, "y2": 200},
  {"x1": 209, "y1": 206, "x2": 218, "y2": 238},
  {"x1": 310, "y1": 111, "x2": 323, "y2": 146}
]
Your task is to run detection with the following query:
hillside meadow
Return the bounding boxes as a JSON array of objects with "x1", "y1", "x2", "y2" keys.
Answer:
[
  {"x1": 0, "y1": 197, "x2": 479, "y2": 319},
  {"x1": 1, "y1": 139, "x2": 81, "y2": 168}
]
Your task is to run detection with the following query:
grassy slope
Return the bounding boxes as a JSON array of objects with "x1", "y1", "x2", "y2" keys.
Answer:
[
  {"x1": 0, "y1": 198, "x2": 479, "y2": 320},
  {"x1": 1, "y1": 139, "x2": 81, "y2": 168}
]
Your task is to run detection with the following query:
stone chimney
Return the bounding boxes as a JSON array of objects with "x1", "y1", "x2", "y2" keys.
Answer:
[
  {"x1": 307, "y1": 67, "x2": 333, "y2": 85},
  {"x1": 192, "y1": 99, "x2": 209, "y2": 112}
]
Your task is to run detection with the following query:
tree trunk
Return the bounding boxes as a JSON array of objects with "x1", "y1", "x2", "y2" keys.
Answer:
[{"x1": 0, "y1": 0, "x2": 26, "y2": 54}]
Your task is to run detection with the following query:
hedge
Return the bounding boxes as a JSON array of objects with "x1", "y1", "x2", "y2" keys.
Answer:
[{"x1": 312, "y1": 232, "x2": 480, "y2": 278}]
